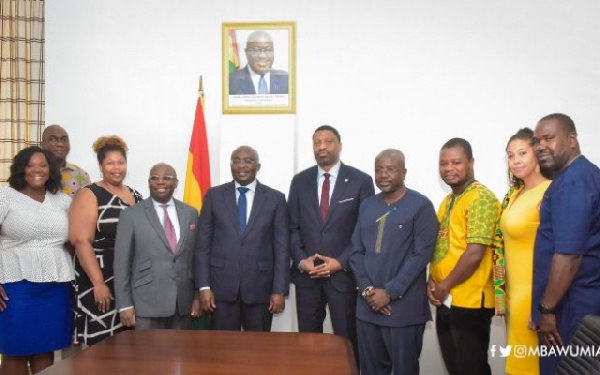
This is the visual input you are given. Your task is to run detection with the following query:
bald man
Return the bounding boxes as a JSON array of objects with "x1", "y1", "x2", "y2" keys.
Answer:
[
  {"x1": 229, "y1": 30, "x2": 289, "y2": 95},
  {"x1": 41, "y1": 124, "x2": 90, "y2": 197},
  {"x1": 114, "y1": 163, "x2": 200, "y2": 330},
  {"x1": 350, "y1": 149, "x2": 438, "y2": 375}
]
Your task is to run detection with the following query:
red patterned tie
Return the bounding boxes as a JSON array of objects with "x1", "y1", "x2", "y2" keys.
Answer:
[
  {"x1": 161, "y1": 204, "x2": 178, "y2": 253},
  {"x1": 320, "y1": 173, "x2": 330, "y2": 220}
]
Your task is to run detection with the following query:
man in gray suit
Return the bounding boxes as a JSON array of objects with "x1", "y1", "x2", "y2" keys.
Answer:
[{"x1": 114, "y1": 163, "x2": 200, "y2": 330}]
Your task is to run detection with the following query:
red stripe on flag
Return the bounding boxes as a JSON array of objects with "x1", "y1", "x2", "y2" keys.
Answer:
[{"x1": 183, "y1": 96, "x2": 211, "y2": 212}]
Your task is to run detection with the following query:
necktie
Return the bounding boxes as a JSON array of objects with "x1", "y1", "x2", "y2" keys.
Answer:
[
  {"x1": 320, "y1": 173, "x2": 330, "y2": 220},
  {"x1": 161, "y1": 204, "x2": 178, "y2": 253},
  {"x1": 258, "y1": 75, "x2": 268, "y2": 94},
  {"x1": 238, "y1": 187, "x2": 249, "y2": 234}
]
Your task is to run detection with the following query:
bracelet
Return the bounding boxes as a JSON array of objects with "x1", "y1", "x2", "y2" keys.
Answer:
[
  {"x1": 361, "y1": 286, "x2": 374, "y2": 298},
  {"x1": 539, "y1": 302, "x2": 556, "y2": 315}
]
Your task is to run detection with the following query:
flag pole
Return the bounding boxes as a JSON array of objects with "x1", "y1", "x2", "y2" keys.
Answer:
[{"x1": 188, "y1": 74, "x2": 211, "y2": 330}]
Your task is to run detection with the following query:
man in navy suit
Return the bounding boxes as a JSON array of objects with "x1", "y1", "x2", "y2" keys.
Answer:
[
  {"x1": 195, "y1": 146, "x2": 289, "y2": 331},
  {"x1": 350, "y1": 149, "x2": 438, "y2": 375},
  {"x1": 287, "y1": 125, "x2": 375, "y2": 362},
  {"x1": 229, "y1": 30, "x2": 289, "y2": 95}
]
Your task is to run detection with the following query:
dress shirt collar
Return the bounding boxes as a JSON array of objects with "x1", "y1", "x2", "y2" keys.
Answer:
[
  {"x1": 248, "y1": 65, "x2": 271, "y2": 80},
  {"x1": 318, "y1": 161, "x2": 341, "y2": 180},
  {"x1": 151, "y1": 197, "x2": 175, "y2": 209},
  {"x1": 234, "y1": 179, "x2": 257, "y2": 192}
]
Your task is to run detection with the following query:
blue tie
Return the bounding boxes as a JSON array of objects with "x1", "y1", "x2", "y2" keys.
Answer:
[
  {"x1": 238, "y1": 187, "x2": 249, "y2": 234},
  {"x1": 258, "y1": 75, "x2": 268, "y2": 94}
]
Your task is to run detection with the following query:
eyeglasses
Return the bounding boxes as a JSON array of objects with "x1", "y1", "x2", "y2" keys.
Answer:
[
  {"x1": 245, "y1": 48, "x2": 274, "y2": 56},
  {"x1": 231, "y1": 158, "x2": 257, "y2": 166},
  {"x1": 149, "y1": 175, "x2": 176, "y2": 182},
  {"x1": 375, "y1": 167, "x2": 402, "y2": 175}
]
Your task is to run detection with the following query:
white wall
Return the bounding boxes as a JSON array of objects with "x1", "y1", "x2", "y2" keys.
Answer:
[{"x1": 46, "y1": 1, "x2": 600, "y2": 374}]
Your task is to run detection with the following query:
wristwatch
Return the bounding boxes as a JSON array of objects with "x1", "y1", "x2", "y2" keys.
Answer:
[
  {"x1": 361, "y1": 286, "x2": 374, "y2": 298},
  {"x1": 538, "y1": 302, "x2": 556, "y2": 315}
]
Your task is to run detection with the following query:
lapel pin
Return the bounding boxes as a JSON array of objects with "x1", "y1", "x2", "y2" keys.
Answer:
[
  {"x1": 345, "y1": 178, "x2": 349, "y2": 183},
  {"x1": 189, "y1": 224, "x2": 196, "y2": 230}
]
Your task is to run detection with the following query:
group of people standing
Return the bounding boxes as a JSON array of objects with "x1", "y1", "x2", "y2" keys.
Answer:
[
  {"x1": 0, "y1": 113, "x2": 599, "y2": 375},
  {"x1": 0, "y1": 127, "x2": 144, "y2": 374}
]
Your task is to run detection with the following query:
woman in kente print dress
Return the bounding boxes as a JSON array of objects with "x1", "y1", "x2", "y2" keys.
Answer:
[{"x1": 69, "y1": 136, "x2": 143, "y2": 346}]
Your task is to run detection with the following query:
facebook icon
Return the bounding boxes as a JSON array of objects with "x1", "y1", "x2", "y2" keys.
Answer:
[{"x1": 489, "y1": 345, "x2": 497, "y2": 358}]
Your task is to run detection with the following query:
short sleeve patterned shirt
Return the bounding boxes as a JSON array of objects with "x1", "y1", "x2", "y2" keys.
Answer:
[
  {"x1": 430, "y1": 181, "x2": 500, "y2": 308},
  {"x1": 61, "y1": 162, "x2": 91, "y2": 197}
]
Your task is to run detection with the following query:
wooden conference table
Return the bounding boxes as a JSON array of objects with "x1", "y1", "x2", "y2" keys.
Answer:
[{"x1": 38, "y1": 329, "x2": 358, "y2": 374}]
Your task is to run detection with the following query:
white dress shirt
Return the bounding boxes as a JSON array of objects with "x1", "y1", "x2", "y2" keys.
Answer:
[
  {"x1": 235, "y1": 179, "x2": 257, "y2": 225},
  {"x1": 152, "y1": 198, "x2": 180, "y2": 242},
  {"x1": 317, "y1": 162, "x2": 341, "y2": 205}
]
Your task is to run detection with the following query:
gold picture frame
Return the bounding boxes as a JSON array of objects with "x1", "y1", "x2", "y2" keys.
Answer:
[{"x1": 222, "y1": 22, "x2": 296, "y2": 114}]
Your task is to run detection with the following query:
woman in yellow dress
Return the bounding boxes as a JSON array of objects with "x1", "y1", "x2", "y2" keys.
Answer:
[{"x1": 500, "y1": 128, "x2": 550, "y2": 374}]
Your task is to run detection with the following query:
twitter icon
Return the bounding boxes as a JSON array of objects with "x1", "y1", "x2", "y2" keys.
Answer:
[{"x1": 499, "y1": 345, "x2": 512, "y2": 357}]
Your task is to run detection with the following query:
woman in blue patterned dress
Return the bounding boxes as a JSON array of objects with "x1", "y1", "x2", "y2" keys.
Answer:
[
  {"x1": 69, "y1": 136, "x2": 142, "y2": 346},
  {"x1": 0, "y1": 147, "x2": 73, "y2": 374}
]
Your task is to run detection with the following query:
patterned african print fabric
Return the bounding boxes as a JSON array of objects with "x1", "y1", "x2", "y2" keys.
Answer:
[
  {"x1": 491, "y1": 187, "x2": 514, "y2": 316},
  {"x1": 430, "y1": 181, "x2": 500, "y2": 309},
  {"x1": 73, "y1": 183, "x2": 142, "y2": 345},
  {"x1": 61, "y1": 162, "x2": 91, "y2": 197}
]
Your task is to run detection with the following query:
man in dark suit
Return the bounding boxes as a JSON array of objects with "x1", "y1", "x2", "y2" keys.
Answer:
[
  {"x1": 229, "y1": 30, "x2": 289, "y2": 95},
  {"x1": 350, "y1": 149, "x2": 438, "y2": 375},
  {"x1": 195, "y1": 145, "x2": 289, "y2": 331},
  {"x1": 114, "y1": 163, "x2": 200, "y2": 330},
  {"x1": 287, "y1": 125, "x2": 375, "y2": 362}
]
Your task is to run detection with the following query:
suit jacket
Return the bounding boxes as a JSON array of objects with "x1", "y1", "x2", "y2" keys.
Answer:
[
  {"x1": 287, "y1": 163, "x2": 375, "y2": 292},
  {"x1": 114, "y1": 198, "x2": 198, "y2": 318},
  {"x1": 194, "y1": 180, "x2": 290, "y2": 304},
  {"x1": 229, "y1": 66, "x2": 289, "y2": 95}
]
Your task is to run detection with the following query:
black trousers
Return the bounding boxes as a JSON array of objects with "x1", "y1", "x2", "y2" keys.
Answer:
[
  {"x1": 435, "y1": 305, "x2": 494, "y2": 375},
  {"x1": 211, "y1": 297, "x2": 272, "y2": 332},
  {"x1": 295, "y1": 281, "x2": 359, "y2": 366}
]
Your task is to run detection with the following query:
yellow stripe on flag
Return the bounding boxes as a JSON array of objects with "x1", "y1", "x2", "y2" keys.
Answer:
[{"x1": 183, "y1": 94, "x2": 211, "y2": 213}]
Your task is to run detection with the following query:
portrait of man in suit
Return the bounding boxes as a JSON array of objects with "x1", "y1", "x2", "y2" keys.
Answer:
[
  {"x1": 229, "y1": 30, "x2": 289, "y2": 95},
  {"x1": 114, "y1": 163, "x2": 200, "y2": 330},
  {"x1": 350, "y1": 149, "x2": 438, "y2": 375},
  {"x1": 195, "y1": 145, "x2": 290, "y2": 331},
  {"x1": 287, "y1": 125, "x2": 375, "y2": 364}
]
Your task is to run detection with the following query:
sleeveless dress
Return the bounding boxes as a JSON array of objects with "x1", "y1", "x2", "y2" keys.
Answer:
[
  {"x1": 500, "y1": 180, "x2": 551, "y2": 375},
  {"x1": 73, "y1": 183, "x2": 143, "y2": 345}
]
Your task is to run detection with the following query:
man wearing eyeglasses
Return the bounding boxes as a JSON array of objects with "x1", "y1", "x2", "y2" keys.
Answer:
[
  {"x1": 229, "y1": 30, "x2": 289, "y2": 95},
  {"x1": 114, "y1": 163, "x2": 201, "y2": 330},
  {"x1": 194, "y1": 146, "x2": 290, "y2": 331}
]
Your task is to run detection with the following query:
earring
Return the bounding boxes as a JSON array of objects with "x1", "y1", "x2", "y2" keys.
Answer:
[{"x1": 535, "y1": 164, "x2": 540, "y2": 173}]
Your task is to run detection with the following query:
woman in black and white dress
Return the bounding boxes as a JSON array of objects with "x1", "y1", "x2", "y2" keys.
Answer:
[{"x1": 69, "y1": 136, "x2": 142, "y2": 346}]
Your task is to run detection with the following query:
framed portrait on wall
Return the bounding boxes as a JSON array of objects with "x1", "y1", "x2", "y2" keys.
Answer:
[{"x1": 222, "y1": 21, "x2": 296, "y2": 114}]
